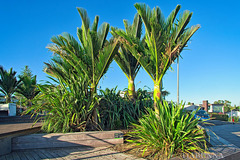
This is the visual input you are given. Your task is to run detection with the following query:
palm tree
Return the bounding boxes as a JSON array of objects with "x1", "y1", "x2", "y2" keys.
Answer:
[
  {"x1": 111, "y1": 13, "x2": 144, "y2": 100},
  {"x1": 0, "y1": 66, "x2": 21, "y2": 103},
  {"x1": 46, "y1": 8, "x2": 119, "y2": 124},
  {"x1": 17, "y1": 75, "x2": 40, "y2": 107},
  {"x1": 118, "y1": 4, "x2": 200, "y2": 111}
]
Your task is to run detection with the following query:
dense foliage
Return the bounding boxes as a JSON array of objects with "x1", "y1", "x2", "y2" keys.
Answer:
[
  {"x1": 26, "y1": 76, "x2": 97, "y2": 133},
  {"x1": 46, "y1": 8, "x2": 119, "y2": 124},
  {"x1": 209, "y1": 113, "x2": 228, "y2": 121},
  {"x1": 127, "y1": 101, "x2": 207, "y2": 159},
  {"x1": 98, "y1": 87, "x2": 153, "y2": 130}
]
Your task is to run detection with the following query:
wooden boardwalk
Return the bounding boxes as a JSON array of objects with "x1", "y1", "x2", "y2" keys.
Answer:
[{"x1": 0, "y1": 146, "x2": 145, "y2": 160}]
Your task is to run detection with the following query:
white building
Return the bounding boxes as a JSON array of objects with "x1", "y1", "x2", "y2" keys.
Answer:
[{"x1": 226, "y1": 110, "x2": 240, "y2": 118}]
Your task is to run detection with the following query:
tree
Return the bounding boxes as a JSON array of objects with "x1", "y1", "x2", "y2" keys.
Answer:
[
  {"x1": 46, "y1": 8, "x2": 119, "y2": 124},
  {"x1": 117, "y1": 3, "x2": 200, "y2": 111},
  {"x1": 17, "y1": 66, "x2": 39, "y2": 107},
  {"x1": 20, "y1": 66, "x2": 33, "y2": 78},
  {"x1": 111, "y1": 13, "x2": 143, "y2": 99},
  {"x1": 0, "y1": 66, "x2": 21, "y2": 103}
]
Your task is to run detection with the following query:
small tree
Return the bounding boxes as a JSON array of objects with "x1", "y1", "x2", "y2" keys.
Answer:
[
  {"x1": 0, "y1": 66, "x2": 21, "y2": 103},
  {"x1": 46, "y1": 8, "x2": 119, "y2": 125},
  {"x1": 17, "y1": 66, "x2": 39, "y2": 107},
  {"x1": 111, "y1": 13, "x2": 144, "y2": 100}
]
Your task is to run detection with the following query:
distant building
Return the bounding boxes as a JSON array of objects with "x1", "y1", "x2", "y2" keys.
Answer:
[
  {"x1": 199, "y1": 100, "x2": 224, "y2": 113},
  {"x1": 184, "y1": 104, "x2": 200, "y2": 111},
  {"x1": 226, "y1": 110, "x2": 240, "y2": 118},
  {"x1": 208, "y1": 104, "x2": 224, "y2": 113}
]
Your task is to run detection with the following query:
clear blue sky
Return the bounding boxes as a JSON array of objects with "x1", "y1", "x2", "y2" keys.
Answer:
[{"x1": 1, "y1": 0, "x2": 240, "y2": 105}]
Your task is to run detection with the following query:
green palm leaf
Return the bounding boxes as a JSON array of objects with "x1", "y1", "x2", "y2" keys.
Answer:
[{"x1": 117, "y1": 3, "x2": 200, "y2": 110}]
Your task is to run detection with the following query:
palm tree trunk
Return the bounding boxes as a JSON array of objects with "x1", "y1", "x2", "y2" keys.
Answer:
[
  {"x1": 128, "y1": 78, "x2": 136, "y2": 100},
  {"x1": 6, "y1": 95, "x2": 11, "y2": 103},
  {"x1": 90, "y1": 85, "x2": 98, "y2": 129},
  {"x1": 153, "y1": 82, "x2": 161, "y2": 112}
]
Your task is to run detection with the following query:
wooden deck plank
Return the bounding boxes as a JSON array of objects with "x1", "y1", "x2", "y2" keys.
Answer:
[
  {"x1": 11, "y1": 152, "x2": 21, "y2": 160},
  {"x1": 38, "y1": 149, "x2": 55, "y2": 159},
  {"x1": 15, "y1": 152, "x2": 28, "y2": 160},
  {"x1": 0, "y1": 155, "x2": 7, "y2": 160},
  {"x1": 27, "y1": 151, "x2": 42, "y2": 160},
  {"x1": 23, "y1": 151, "x2": 36, "y2": 160},
  {"x1": 48, "y1": 149, "x2": 68, "y2": 160},
  {"x1": 57, "y1": 148, "x2": 81, "y2": 160},
  {"x1": 5, "y1": 153, "x2": 13, "y2": 160},
  {"x1": 44, "y1": 149, "x2": 64, "y2": 160},
  {"x1": 31, "y1": 150, "x2": 48, "y2": 160}
]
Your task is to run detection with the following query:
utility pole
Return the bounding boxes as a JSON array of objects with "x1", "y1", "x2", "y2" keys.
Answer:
[{"x1": 177, "y1": 57, "x2": 179, "y2": 104}]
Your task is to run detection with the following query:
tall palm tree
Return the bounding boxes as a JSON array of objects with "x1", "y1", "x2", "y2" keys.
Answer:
[
  {"x1": 118, "y1": 4, "x2": 200, "y2": 111},
  {"x1": 111, "y1": 13, "x2": 144, "y2": 99},
  {"x1": 0, "y1": 66, "x2": 21, "y2": 103},
  {"x1": 46, "y1": 8, "x2": 119, "y2": 124},
  {"x1": 17, "y1": 75, "x2": 40, "y2": 107}
]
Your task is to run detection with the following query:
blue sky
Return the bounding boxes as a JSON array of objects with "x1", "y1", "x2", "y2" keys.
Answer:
[{"x1": 1, "y1": 0, "x2": 240, "y2": 105}]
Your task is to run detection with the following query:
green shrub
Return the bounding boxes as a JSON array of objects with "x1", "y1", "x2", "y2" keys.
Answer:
[
  {"x1": 228, "y1": 116, "x2": 239, "y2": 122},
  {"x1": 98, "y1": 87, "x2": 153, "y2": 130},
  {"x1": 127, "y1": 100, "x2": 207, "y2": 159},
  {"x1": 25, "y1": 76, "x2": 97, "y2": 133},
  {"x1": 209, "y1": 113, "x2": 228, "y2": 121}
]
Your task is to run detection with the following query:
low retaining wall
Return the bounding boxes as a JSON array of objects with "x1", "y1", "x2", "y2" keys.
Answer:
[{"x1": 12, "y1": 130, "x2": 123, "y2": 150}]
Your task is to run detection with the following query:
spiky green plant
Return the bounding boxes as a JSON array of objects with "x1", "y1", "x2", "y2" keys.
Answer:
[
  {"x1": 0, "y1": 66, "x2": 21, "y2": 103},
  {"x1": 116, "y1": 4, "x2": 200, "y2": 111},
  {"x1": 98, "y1": 87, "x2": 153, "y2": 130},
  {"x1": 46, "y1": 8, "x2": 119, "y2": 124},
  {"x1": 25, "y1": 75, "x2": 97, "y2": 133},
  {"x1": 127, "y1": 101, "x2": 207, "y2": 159},
  {"x1": 111, "y1": 13, "x2": 144, "y2": 99}
]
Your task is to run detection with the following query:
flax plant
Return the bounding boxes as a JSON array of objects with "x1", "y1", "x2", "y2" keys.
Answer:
[
  {"x1": 25, "y1": 75, "x2": 96, "y2": 133},
  {"x1": 98, "y1": 87, "x2": 153, "y2": 130},
  {"x1": 127, "y1": 101, "x2": 207, "y2": 159}
]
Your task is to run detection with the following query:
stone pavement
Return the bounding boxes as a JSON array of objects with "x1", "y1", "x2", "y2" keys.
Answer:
[{"x1": 0, "y1": 146, "x2": 145, "y2": 160}]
